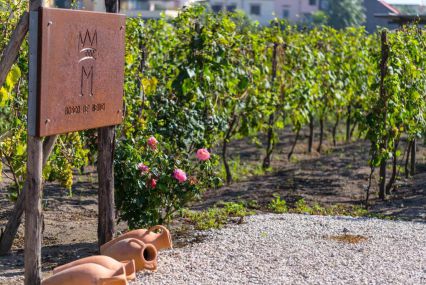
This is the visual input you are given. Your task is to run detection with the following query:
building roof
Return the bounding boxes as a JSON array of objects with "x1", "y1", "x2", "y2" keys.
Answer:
[
  {"x1": 379, "y1": 0, "x2": 401, "y2": 14},
  {"x1": 374, "y1": 13, "x2": 426, "y2": 23},
  {"x1": 385, "y1": 0, "x2": 425, "y2": 4}
]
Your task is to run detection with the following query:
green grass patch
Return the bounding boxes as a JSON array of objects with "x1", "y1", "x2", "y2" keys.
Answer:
[
  {"x1": 182, "y1": 202, "x2": 255, "y2": 230},
  {"x1": 267, "y1": 196, "x2": 394, "y2": 219},
  {"x1": 268, "y1": 194, "x2": 288, "y2": 213},
  {"x1": 184, "y1": 197, "x2": 395, "y2": 231}
]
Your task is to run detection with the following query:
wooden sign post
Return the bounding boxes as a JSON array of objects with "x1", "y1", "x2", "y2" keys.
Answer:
[
  {"x1": 98, "y1": 0, "x2": 121, "y2": 249},
  {"x1": 25, "y1": 0, "x2": 124, "y2": 284},
  {"x1": 25, "y1": 2, "x2": 44, "y2": 283}
]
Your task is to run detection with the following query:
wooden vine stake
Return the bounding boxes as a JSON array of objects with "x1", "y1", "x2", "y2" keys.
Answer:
[
  {"x1": 24, "y1": 0, "x2": 125, "y2": 283},
  {"x1": 262, "y1": 42, "x2": 278, "y2": 169},
  {"x1": 379, "y1": 30, "x2": 389, "y2": 200},
  {"x1": 410, "y1": 139, "x2": 416, "y2": 176}
]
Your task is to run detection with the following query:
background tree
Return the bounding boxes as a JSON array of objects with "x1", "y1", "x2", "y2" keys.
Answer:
[{"x1": 325, "y1": 0, "x2": 366, "y2": 29}]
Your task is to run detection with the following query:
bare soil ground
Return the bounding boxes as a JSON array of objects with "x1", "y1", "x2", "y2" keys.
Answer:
[
  {"x1": 0, "y1": 168, "x2": 103, "y2": 284},
  {"x1": 0, "y1": 129, "x2": 425, "y2": 284},
  {"x1": 196, "y1": 131, "x2": 426, "y2": 222}
]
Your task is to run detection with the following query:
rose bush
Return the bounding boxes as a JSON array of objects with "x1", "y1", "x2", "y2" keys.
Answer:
[{"x1": 115, "y1": 136, "x2": 220, "y2": 228}]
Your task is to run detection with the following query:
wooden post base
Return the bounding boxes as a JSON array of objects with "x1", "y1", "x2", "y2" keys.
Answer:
[
  {"x1": 97, "y1": 126, "x2": 116, "y2": 248},
  {"x1": 24, "y1": 136, "x2": 43, "y2": 285}
]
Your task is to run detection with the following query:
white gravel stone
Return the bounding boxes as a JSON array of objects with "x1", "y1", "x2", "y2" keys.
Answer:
[{"x1": 134, "y1": 214, "x2": 426, "y2": 285}]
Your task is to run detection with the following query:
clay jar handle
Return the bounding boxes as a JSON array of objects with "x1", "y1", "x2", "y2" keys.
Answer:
[
  {"x1": 146, "y1": 225, "x2": 167, "y2": 234},
  {"x1": 127, "y1": 238, "x2": 146, "y2": 249}
]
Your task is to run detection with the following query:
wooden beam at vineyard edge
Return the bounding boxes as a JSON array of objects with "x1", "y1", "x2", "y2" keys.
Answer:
[
  {"x1": 0, "y1": 135, "x2": 57, "y2": 255},
  {"x1": 0, "y1": 12, "x2": 29, "y2": 89}
]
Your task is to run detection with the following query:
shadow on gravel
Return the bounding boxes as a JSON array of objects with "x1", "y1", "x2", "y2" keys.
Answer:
[
  {"x1": 0, "y1": 242, "x2": 97, "y2": 277},
  {"x1": 371, "y1": 172, "x2": 426, "y2": 223},
  {"x1": 172, "y1": 228, "x2": 209, "y2": 249}
]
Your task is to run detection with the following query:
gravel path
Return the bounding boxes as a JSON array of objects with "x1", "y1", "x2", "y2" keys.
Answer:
[{"x1": 136, "y1": 214, "x2": 426, "y2": 285}]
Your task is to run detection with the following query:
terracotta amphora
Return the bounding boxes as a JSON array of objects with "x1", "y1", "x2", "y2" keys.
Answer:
[
  {"x1": 41, "y1": 263, "x2": 128, "y2": 285},
  {"x1": 53, "y1": 256, "x2": 136, "y2": 280},
  {"x1": 100, "y1": 225, "x2": 172, "y2": 252},
  {"x1": 101, "y1": 238, "x2": 158, "y2": 272}
]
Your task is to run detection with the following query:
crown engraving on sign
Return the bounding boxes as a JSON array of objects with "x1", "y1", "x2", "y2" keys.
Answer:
[{"x1": 79, "y1": 29, "x2": 97, "y2": 49}]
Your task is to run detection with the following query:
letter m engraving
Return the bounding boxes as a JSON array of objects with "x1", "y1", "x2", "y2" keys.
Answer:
[{"x1": 81, "y1": 66, "x2": 94, "y2": 96}]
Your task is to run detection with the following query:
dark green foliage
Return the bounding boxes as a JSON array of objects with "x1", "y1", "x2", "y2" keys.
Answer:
[{"x1": 1, "y1": 4, "x2": 425, "y2": 226}]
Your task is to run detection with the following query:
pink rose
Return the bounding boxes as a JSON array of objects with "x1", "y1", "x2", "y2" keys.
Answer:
[
  {"x1": 150, "y1": 179, "x2": 157, "y2": 189},
  {"x1": 173, "y1": 169, "x2": 187, "y2": 183},
  {"x1": 147, "y1": 136, "x2": 158, "y2": 150},
  {"x1": 137, "y1": 163, "x2": 149, "y2": 173},
  {"x1": 196, "y1": 148, "x2": 210, "y2": 161}
]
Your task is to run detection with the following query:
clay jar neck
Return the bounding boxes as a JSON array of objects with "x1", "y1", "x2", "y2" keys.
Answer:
[
  {"x1": 98, "y1": 265, "x2": 128, "y2": 284},
  {"x1": 141, "y1": 244, "x2": 157, "y2": 268},
  {"x1": 121, "y1": 260, "x2": 136, "y2": 280},
  {"x1": 129, "y1": 239, "x2": 157, "y2": 269}
]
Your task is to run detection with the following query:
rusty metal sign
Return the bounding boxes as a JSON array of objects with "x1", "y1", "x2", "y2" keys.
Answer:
[{"x1": 28, "y1": 7, "x2": 126, "y2": 137}]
